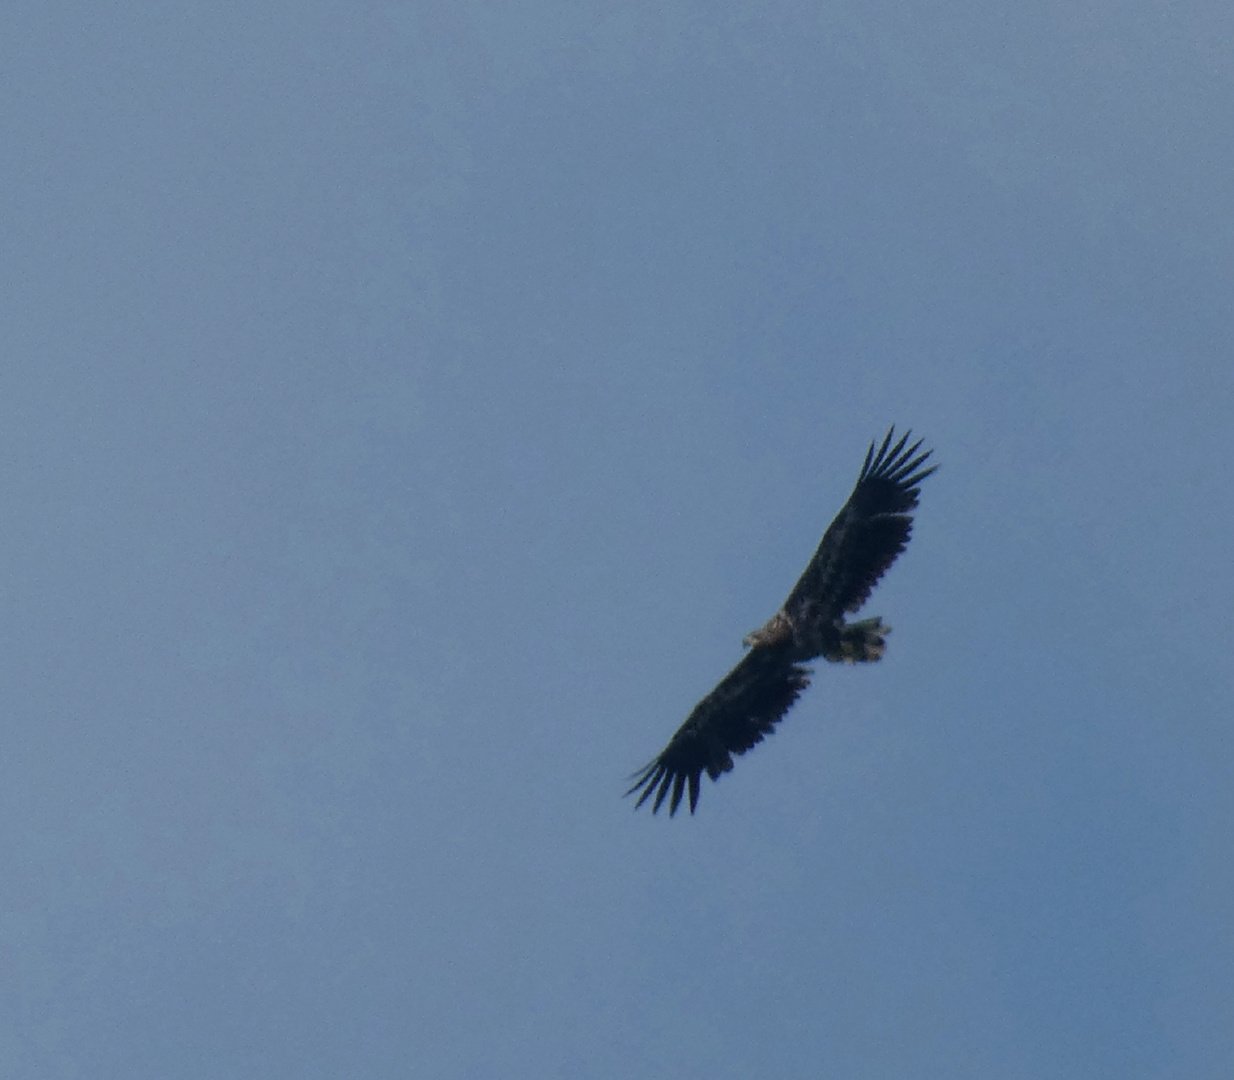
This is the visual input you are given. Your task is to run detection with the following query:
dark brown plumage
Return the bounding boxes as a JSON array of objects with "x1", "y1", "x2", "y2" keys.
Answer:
[{"x1": 627, "y1": 427, "x2": 936, "y2": 815}]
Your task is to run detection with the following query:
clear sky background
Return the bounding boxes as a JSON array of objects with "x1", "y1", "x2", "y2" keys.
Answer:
[{"x1": 2, "y1": 4, "x2": 1232, "y2": 1078}]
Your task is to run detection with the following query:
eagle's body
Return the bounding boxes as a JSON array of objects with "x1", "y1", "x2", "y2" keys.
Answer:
[{"x1": 627, "y1": 427, "x2": 936, "y2": 815}]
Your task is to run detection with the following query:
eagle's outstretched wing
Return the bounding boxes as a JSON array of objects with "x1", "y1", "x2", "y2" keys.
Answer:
[
  {"x1": 783, "y1": 427, "x2": 936, "y2": 621},
  {"x1": 626, "y1": 649, "x2": 812, "y2": 815}
]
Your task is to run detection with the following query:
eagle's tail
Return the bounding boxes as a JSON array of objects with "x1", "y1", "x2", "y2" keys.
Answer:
[{"x1": 830, "y1": 616, "x2": 889, "y2": 663}]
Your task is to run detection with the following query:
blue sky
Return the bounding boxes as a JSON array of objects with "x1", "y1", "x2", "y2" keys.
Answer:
[{"x1": 2, "y1": 3, "x2": 1232, "y2": 1077}]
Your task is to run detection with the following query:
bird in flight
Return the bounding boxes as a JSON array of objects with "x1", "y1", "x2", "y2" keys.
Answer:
[{"x1": 627, "y1": 427, "x2": 936, "y2": 815}]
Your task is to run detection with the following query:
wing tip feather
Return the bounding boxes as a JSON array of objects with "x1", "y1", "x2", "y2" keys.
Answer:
[{"x1": 863, "y1": 425, "x2": 937, "y2": 494}]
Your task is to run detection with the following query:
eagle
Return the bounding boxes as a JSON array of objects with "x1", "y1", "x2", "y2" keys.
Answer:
[{"x1": 627, "y1": 427, "x2": 936, "y2": 815}]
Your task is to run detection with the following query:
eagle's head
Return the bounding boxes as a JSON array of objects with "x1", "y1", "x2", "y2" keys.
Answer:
[{"x1": 743, "y1": 610, "x2": 793, "y2": 650}]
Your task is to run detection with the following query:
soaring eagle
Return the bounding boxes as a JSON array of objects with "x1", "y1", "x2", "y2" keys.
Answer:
[{"x1": 627, "y1": 427, "x2": 936, "y2": 815}]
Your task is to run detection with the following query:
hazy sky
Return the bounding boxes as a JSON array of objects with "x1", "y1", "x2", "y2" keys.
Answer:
[{"x1": 2, "y1": 4, "x2": 1232, "y2": 1077}]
